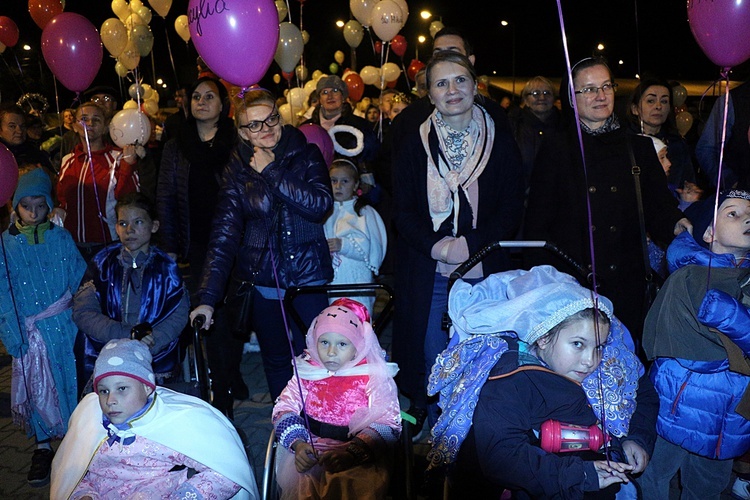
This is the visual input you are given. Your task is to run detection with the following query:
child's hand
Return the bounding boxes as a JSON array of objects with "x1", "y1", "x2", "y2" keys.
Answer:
[
  {"x1": 621, "y1": 440, "x2": 649, "y2": 473},
  {"x1": 676, "y1": 181, "x2": 703, "y2": 203},
  {"x1": 673, "y1": 217, "x2": 693, "y2": 236},
  {"x1": 292, "y1": 440, "x2": 317, "y2": 473},
  {"x1": 327, "y1": 238, "x2": 342, "y2": 253},
  {"x1": 318, "y1": 448, "x2": 356, "y2": 473},
  {"x1": 593, "y1": 460, "x2": 633, "y2": 489}
]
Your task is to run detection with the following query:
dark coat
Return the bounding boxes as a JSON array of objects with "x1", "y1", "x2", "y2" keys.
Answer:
[
  {"x1": 156, "y1": 138, "x2": 192, "y2": 257},
  {"x1": 303, "y1": 102, "x2": 379, "y2": 163},
  {"x1": 509, "y1": 106, "x2": 563, "y2": 188},
  {"x1": 198, "y1": 126, "x2": 333, "y2": 307},
  {"x1": 524, "y1": 126, "x2": 684, "y2": 339},
  {"x1": 391, "y1": 111, "x2": 525, "y2": 398}
]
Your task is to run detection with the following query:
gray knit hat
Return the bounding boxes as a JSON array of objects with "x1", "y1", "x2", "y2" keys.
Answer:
[
  {"x1": 316, "y1": 75, "x2": 348, "y2": 99},
  {"x1": 94, "y1": 339, "x2": 155, "y2": 391}
]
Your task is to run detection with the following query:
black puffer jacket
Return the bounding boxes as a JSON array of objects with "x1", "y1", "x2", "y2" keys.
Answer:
[{"x1": 198, "y1": 125, "x2": 333, "y2": 307}]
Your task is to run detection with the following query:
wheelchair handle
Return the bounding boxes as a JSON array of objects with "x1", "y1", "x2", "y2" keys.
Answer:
[{"x1": 192, "y1": 314, "x2": 206, "y2": 330}]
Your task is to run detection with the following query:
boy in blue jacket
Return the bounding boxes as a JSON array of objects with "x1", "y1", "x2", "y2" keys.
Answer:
[{"x1": 640, "y1": 190, "x2": 750, "y2": 498}]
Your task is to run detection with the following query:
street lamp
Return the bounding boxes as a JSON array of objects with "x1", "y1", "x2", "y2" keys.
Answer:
[
  {"x1": 501, "y1": 20, "x2": 516, "y2": 102},
  {"x1": 420, "y1": 10, "x2": 432, "y2": 20},
  {"x1": 416, "y1": 34, "x2": 427, "y2": 60}
]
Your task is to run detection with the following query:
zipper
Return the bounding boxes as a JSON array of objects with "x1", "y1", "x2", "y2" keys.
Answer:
[{"x1": 670, "y1": 372, "x2": 692, "y2": 415}]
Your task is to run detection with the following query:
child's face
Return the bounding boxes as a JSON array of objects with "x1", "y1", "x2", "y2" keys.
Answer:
[
  {"x1": 97, "y1": 375, "x2": 153, "y2": 424},
  {"x1": 536, "y1": 318, "x2": 610, "y2": 382},
  {"x1": 330, "y1": 167, "x2": 359, "y2": 203},
  {"x1": 704, "y1": 198, "x2": 750, "y2": 259},
  {"x1": 316, "y1": 331, "x2": 357, "y2": 372},
  {"x1": 115, "y1": 205, "x2": 159, "y2": 255},
  {"x1": 657, "y1": 146, "x2": 671, "y2": 177},
  {"x1": 16, "y1": 195, "x2": 49, "y2": 226}
]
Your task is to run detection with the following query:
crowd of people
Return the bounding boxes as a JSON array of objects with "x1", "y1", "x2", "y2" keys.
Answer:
[{"x1": 1, "y1": 23, "x2": 750, "y2": 500}]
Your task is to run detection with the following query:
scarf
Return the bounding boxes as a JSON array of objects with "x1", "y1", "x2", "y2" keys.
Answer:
[
  {"x1": 581, "y1": 113, "x2": 620, "y2": 136},
  {"x1": 15, "y1": 220, "x2": 51, "y2": 245},
  {"x1": 421, "y1": 104, "x2": 495, "y2": 233}
]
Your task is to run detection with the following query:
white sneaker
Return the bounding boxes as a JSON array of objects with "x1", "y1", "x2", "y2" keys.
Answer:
[
  {"x1": 243, "y1": 332, "x2": 261, "y2": 353},
  {"x1": 732, "y1": 477, "x2": 750, "y2": 500}
]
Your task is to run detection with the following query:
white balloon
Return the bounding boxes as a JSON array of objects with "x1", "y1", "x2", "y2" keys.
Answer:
[
  {"x1": 109, "y1": 109, "x2": 152, "y2": 147},
  {"x1": 350, "y1": 0, "x2": 379, "y2": 27},
  {"x1": 370, "y1": 0, "x2": 404, "y2": 42},
  {"x1": 392, "y1": 0, "x2": 409, "y2": 25},
  {"x1": 275, "y1": 22, "x2": 304, "y2": 73},
  {"x1": 343, "y1": 20, "x2": 364, "y2": 48},
  {"x1": 128, "y1": 83, "x2": 145, "y2": 100},
  {"x1": 288, "y1": 87, "x2": 306, "y2": 109},
  {"x1": 360, "y1": 65, "x2": 380, "y2": 86},
  {"x1": 303, "y1": 80, "x2": 317, "y2": 97},
  {"x1": 278, "y1": 103, "x2": 293, "y2": 124},
  {"x1": 381, "y1": 62, "x2": 401, "y2": 82},
  {"x1": 429, "y1": 20, "x2": 445, "y2": 39}
]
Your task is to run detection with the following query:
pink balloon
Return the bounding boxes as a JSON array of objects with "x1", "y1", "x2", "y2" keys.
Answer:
[
  {"x1": 0, "y1": 16, "x2": 20, "y2": 48},
  {"x1": 299, "y1": 124, "x2": 334, "y2": 166},
  {"x1": 0, "y1": 143, "x2": 19, "y2": 206},
  {"x1": 188, "y1": 0, "x2": 279, "y2": 87},
  {"x1": 41, "y1": 13, "x2": 103, "y2": 92},
  {"x1": 688, "y1": 0, "x2": 750, "y2": 68}
]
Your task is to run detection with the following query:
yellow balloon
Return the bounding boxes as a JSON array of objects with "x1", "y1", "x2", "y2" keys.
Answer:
[
  {"x1": 301, "y1": 30, "x2": 310, "y2": 45},
  {"x1": 273, "y1": 73, "x2": 281, "y2": 84},
  {"x1": 115, "y1": 61, "x2": 129, "y2": 78},
  {"x1": 125, "y1": 13, "x2": 145, "y2": 31},
  {"x1": 150, "y1": 0, "x2": 173, "y2": 18},
  {"x1": 334, "y1": 50, "x2": 345, "y2": 65},
  {"x1": 130, "y1": 0, "x2": 144, "y2": 12},
  {"x1": 123, "y1": 99, "x2": 139, "y2": 110},
  {"x1": 112, "y1": 0, "x2": 130, "y2": 22},
  {"x1": 101, "y1": 18, "x2": 128, "y2": 57},
  {"x1": 275, "y1": 0, "x2": 288, "y2": 22},
  {"x1": 118, "y1": 40, "x2": 141, "y2": 71},
  {"x1": 136, "y1": 6, "x2": 152, "y2": 25},
  {"x1": 142, "y1": 99, "x2": 159, "y2": 117},
  {"x1": 175, "y1": 15, "x2": 190, "y2": 43},
  {"x1": 676, "y1": 111, "x2": 694, "y2": 137}
]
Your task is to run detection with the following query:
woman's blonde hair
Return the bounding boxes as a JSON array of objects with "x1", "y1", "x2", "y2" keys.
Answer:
[{"x1": 233, "y1": 89, "x2": 277, "y2": 128}]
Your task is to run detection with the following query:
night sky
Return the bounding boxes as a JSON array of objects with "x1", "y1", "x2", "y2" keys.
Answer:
[{"x1": 0, "y1": 0, "x2": 745, "y2": 106}]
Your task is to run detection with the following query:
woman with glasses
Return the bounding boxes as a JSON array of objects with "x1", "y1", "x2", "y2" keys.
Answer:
[
  {"x1": 190, "y1": 89, "x2": 333, "y2": 402},
  {"x1": 156, "y1": 76, "x2": 240, "y2": 413},
  {"x1": 525, "y1": 57, "x2": 691, "y2": 348}
]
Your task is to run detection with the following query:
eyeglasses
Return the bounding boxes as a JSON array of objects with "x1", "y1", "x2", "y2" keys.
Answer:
[
  {"x1": 574, "y1": 83, "x2": 618, "y2": 97},
  {"x1": 239, "y1": 111, "x2": 280, "y2": 133},
  {"x1": 526, "y1": 90, "x2": 553, "y2": 98},
  {"x1": 91, "y1": 95, "x2": 114, "y2": 103},
  {"x1": 320, "y1": 88, "x2": 342, "y2": 96}
]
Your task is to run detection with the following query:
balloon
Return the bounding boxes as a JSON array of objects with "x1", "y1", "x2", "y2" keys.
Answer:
[
  {"x1": 132, "y1": 24, "x2": 154, "y2": 57},
  {"x1": 273, "y1": 73, "x2": 281, "y2": 84},
  {"x1": 278, "y1": 103, "x2": 293, "y2": 124},
  {"x1": 312, "y1": 69, "x2": 324, "y2": 81},
  {"x1": 303, "y1": 79, "x2": 317, "y2": 97},
  {"x1": 407, "y1": 58, "x2": 425, "y2": 81},
  {"x1": 370, "y1": 1, "x2": 404, "y2": 42},
  {"x1": 429, "y1": 20, "x2": 444, "y2": 39},
  {"x1": 136, "y1": 6, "x2": 152, "y2": 25},
  {"x1": 141, "y1": 84, "x2": 154, "y2": 100},
  {"x1": 148, "y1": 89, "x2": 160, "y2": 103},
  {"x1": 29, "y1": 0, "x2": 64, "y2": 30},
  {"x1": 142, "y1": 99, "x2": 158, "y2": 117},
  {"x1": 392, "y1": 0, "x2": 409, "y2": 25},
  {"x1": 275, "y1": 0, "x2": 288, "y2": 21},
  {"x1": 115, "y1": 60, "x2": 129, "y2": 77},
  {"x1": 174, "y1": 15, "x2": 190, "y2": 42},
  {"x1": 329, "y1": 62, "x2": 339, "y2": 74},
  {"x1": 374, "y1": 41, "x2": 383, "y2": 56},
  {"x1": 288, "y1": 87, "x2": 306, "y2": 109},
  {"x1": 381, "y1": 62, "x2": 400, "y2": 82},
  {"x1": 672, "y1": 84, "x2": 688, "y2": 107},
  {"x1": 128, "y1": 83, "x2": 145, "y2": 99},
  {"x1": 334, "y1": 50, "x2": 345, "y2": 65},
  {"x1": 675, "y1": 111, "x2": 694, "y2": 137},
  {"x1": 344, "y1": 72, "x2": 364, "y2": 102},
  {"x1": 343, "y1": 20, "x2": 364, "y2": 48},
  {"x1": 351, "y1": 0, "x2": 378, "y2": 27},
  {"x1": 360, "y1": 65, "x2": 379, "y2": 86},
  {"x1": 41, "y1": 13, "x2": 103, "y2": 93},
  {"x1": 391, "y1": 34, "x2": 407, "y2": 57},
  {"x1": 0, "y1": 42, "x2": 5, "y2": 54},
  {"x1": 478, "y1": 75, "x2": 490, "y2": 85},
  {"x1": 130, "y1": 0, "x2": 145, "y2": 12},
  {"x1": 189, "y1": 0, "x2": 280, "y2": 87},
  {"x1": 112, "y1": 0, "x2": 130, "y2": 22},
  {"x1": 386, "y1": 79, "x2": 397, "y2": 89},
  {"x1": 295, "y1": 64, "x2": 308, "y2": 81},
  {"x1": 123, "y1": 99, "x2": 139, "y2": 109},
  {"x1": 101, "y1": 18, "x2": 128, "y2": 57},
  {"x1": 125, "y1": 13, "x2": 145, "y2": 30},
  {"x1": 282, "y1": 70, "x2": 294, "y2": 82},
  {"x1": 150, "y1": 0, "x2": 173, "y2": 18},
  {"x1": 274, "y1": 22, "x2": 304, "y2": 73},
  {"x1": 301, "y1": 29, "x2": 309, "y2": 45},
  {"x1": 0, "y1": 143, "x2": 19, "y2": 206},
  {"x1": 688, "y1": 0, "x2": 750, "y2": 68},
  {"x1": 0, "y1": 17, "x2": 20, "y2": 48},
  {"x1": 674, "y1": 104, "x2": 687, "y2": 114},
  {"x1": 109, "y1": 109, "x2": 151, "y2": 147},
  {"x1": 299, "y1": 124, "x2": 334, "y2": 166},
  {"x1": 118, "y1": 39, "x2": 141, "y2": 70}
]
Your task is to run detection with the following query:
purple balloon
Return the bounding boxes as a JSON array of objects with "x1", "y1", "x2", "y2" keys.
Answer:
[
  {"x1": 0, "y1": 143, "x2": 19, "y2": 206},
  {"x1": 41, "y1": 13, "x2": 102, "y2": 93},
  {"x1": 188, "y1": 0, "x2": 280, "y2": 87},
  {"x1": 688, "y1": 0, "x2": 750, "y2": 68},
  {"x1": 299, "y1": 124, "x2": 334, "y2": 167}
]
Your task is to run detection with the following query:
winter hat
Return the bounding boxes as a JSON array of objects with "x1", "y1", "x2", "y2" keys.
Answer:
[
  {"x1": 686, "y1": 189, "x2": 750, "y2": 248},
  {"x1": 12, "y1": 167, "x2": 53, "y2": 212},
  {"x1": 94, "y1": 339, "x2": 156, "y2": 391},
  {"x1": 306, "y1": 300, "x2": 376, "y2": 370},
  {"x1": 316, "y1": 75, "x2": 349, "y2": 99},
  {"x1": 644, "y1": 135, "x2": 667, "y2": 154}
]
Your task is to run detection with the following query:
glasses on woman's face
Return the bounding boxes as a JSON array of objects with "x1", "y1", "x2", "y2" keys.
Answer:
[
  {"x1": 239, "y1": 110, "x2": 281, "y2": 133},
  {"x1": 574, "y1": 83, "x2": 618, "y2": 97}
]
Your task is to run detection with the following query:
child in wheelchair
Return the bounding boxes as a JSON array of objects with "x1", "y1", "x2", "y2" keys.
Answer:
[
  {"x1": 428, "y1": 266, "x2": 658, "y2": 499},
  {"x1": 272, "y1": 298, "x2": 401, "y2": 499}
]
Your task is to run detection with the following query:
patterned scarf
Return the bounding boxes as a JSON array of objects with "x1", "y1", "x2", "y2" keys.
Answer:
[
  {"x1": 420, "y1": 104, "x2": 495, "y2": 232},
  {"x1": 581, "y1": 113, "x2": 620, "y2": 136}
]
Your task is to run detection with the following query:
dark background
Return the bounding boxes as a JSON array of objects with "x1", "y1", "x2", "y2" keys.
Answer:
[{"x1": 0, "y1": 0, "x2": 746, "y2": 109}]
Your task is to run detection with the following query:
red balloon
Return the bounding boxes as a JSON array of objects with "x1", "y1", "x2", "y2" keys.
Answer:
[
  {"x1": 28, "y1": 0, "x2": 64, "y2": 30},
  {"x1": 0, "y1": 143, "x2": 19, "y2": 206},
  {"x1": 688, "y1": 0, "x2": 750, "y2": 68},
  {"x1": 0, "y1": 17, "x2": 20, "y2": 48},
  {"x1": 391, "y1": 35, "x2": 407, "y2": 57},
  {"x1": 41, "y1": 13, "x2": 103, "y2": 92},
  {"x1": 374, "y1": 41, "x2": 383, "y2": 56},
  {"x1": 386, "y1": 79, "x2": 397, "y2": 89},
  {"x1": 407, "y1": 59, "x2": 425, "y2": 82},
  {"x1": 282, "y1": 71, "x2": 294, "y2": 82},
  {"x1": 344, "y1": 72, "x2": 364, "y2": 102}
]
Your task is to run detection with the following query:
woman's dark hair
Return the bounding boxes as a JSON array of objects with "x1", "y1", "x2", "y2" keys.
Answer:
[
  {"x1": 329, "y1": 159, "x2": 368, "y2": 216},
  {"x1": 187, "y1": 76, "x2": 231, "y2": 122},
  {"x1": 425, "y1": 51, "x2": 478, "y2": 97},
  {"x1": 433, "y1": 26, "x2": 473, "y2": 57},
  {"x1": 115, "y1": 192, "x2": 158, "y2": 222},
  {"x1": 570, "y1": 56, "x2": 612, "y2": 84},
  {"x1": 625, "y1": 75, "x2": 677, "y2": 133},
  {"x1": 535, "y1": 307, "x2": 610, "y2": 347}
]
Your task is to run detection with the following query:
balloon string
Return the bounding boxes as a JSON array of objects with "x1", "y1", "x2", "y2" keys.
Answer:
[
  {"x1": 163, "y1": 23, "x2": 180, "y2": 89},
  {"x1": 1, "y1": 55, "x2": 25, "y2": 94},
  {"x1": 633, "y1": 0, "x2": 642, "y2": 78},
  {"x1": 555, "y1": 0, "x2": 609, "y2": 463},
  {"x1": 80, "y1": 114, "x2": 110, "y2": 244},
  {"x1": 52, "y1": 77, "x2": 64, "y2": 143},
  {"x1": 12, "y1": 50, "x2": 24, "y2": 78}
]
